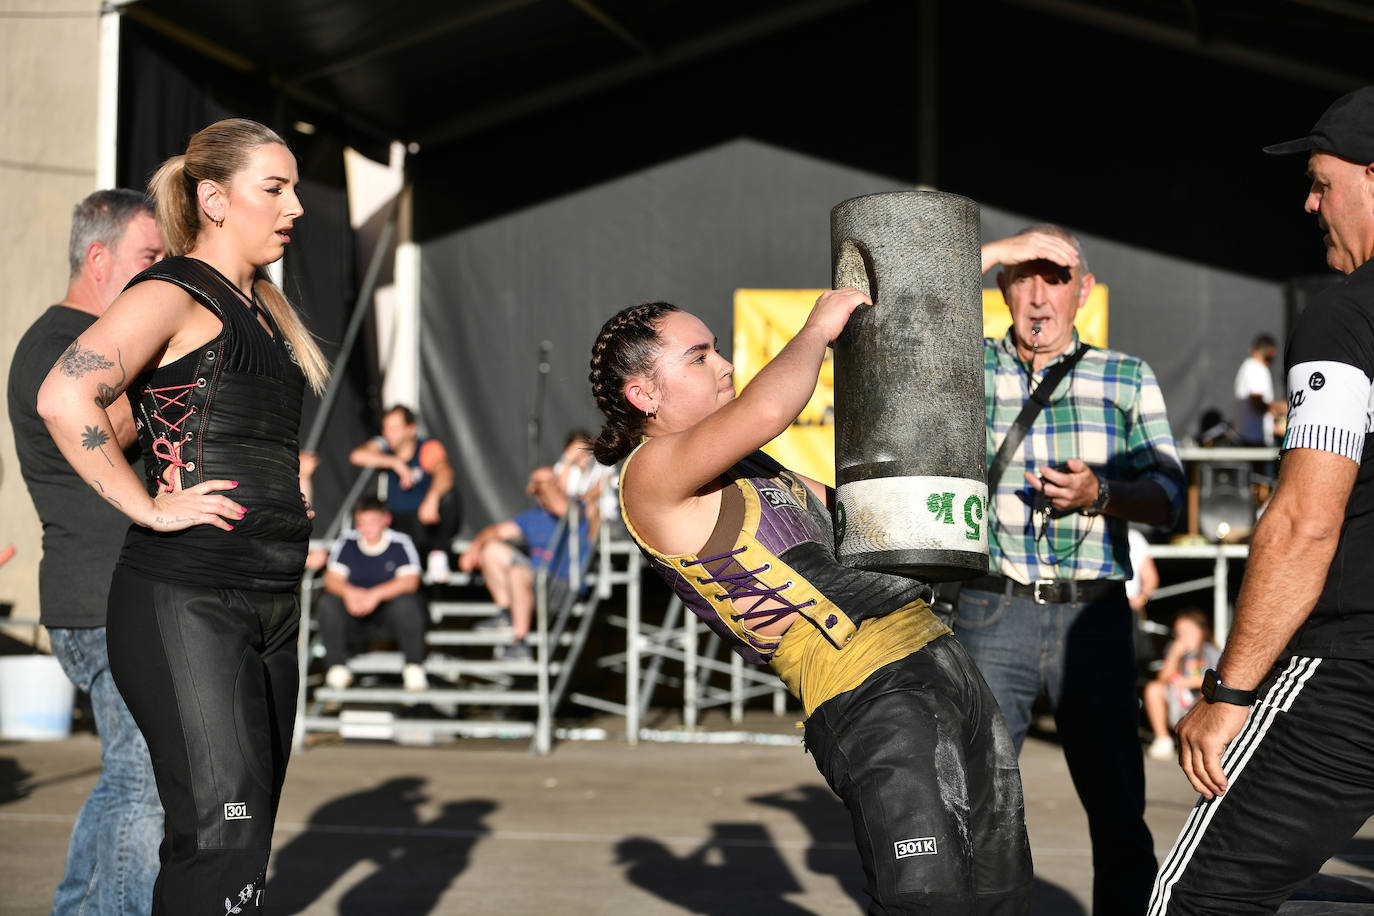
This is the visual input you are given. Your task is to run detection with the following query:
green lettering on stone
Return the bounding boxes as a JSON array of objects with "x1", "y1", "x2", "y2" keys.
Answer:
[
  {"x1": 964, "y1": 494, "x2": 984, "y2": 541},
  {"x1": 926, "y1": 492, "x2": 955, "y2": 524}
]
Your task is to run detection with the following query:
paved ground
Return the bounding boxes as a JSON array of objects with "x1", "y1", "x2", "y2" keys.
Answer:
[{"x1": 3, "y1": 712, "x2": 1373, "y2": 915}]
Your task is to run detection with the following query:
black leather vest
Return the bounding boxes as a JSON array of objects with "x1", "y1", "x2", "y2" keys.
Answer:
[{"x1": 120, "y1": 257, "x2": 310, "y2": 592}]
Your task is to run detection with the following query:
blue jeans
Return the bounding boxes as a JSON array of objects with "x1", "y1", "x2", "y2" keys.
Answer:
[
  {"x1": 952, "y1": 585, "x2": 1155, "y2": 915},
  {"x1": 48, "y1": 627, "x2": 162, "y2": 916}
]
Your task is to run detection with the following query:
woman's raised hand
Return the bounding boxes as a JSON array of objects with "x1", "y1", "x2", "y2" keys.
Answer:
[
  {"x1": 805, "y1": 287, "x2": 872, "y2": 344},
  {"x1": 143, "y1": 480, "x2": 246, "y2": 532}
]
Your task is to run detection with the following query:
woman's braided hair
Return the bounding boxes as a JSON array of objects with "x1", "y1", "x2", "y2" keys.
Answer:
[{"x1": 588, "y1": 302, "x2": 680, "y2": 465}]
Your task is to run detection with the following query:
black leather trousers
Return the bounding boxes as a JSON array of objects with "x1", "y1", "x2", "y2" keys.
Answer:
[
  {"x1": 108, "y1": 566, "x2": 299, "y2": 915},
  {"x1": 804, "y1": 634, "x2": 1033, "y2": 915}
]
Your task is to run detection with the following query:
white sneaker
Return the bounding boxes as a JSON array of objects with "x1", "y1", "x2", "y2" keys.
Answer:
[
  {"x1": 325, "y1": 665, "x2": 354, "y2": 690},
  {"x1": 1147, "y1": 736, "x2": 1176, "y2": 761},
  {"x1": 402, "y1": 663, "x2": 429, "y2": 692},
  {"x1": 426, "y1": 551, "x2": 451, "y2": 583}
]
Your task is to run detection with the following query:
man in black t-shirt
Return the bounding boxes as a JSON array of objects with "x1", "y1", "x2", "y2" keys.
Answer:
[
  {"x1": 6, "y1": 190, "x2": 165, "y2": 916},
  {"x1": 1151, "y1": 87, "x2": 1374, "y2": 914}
]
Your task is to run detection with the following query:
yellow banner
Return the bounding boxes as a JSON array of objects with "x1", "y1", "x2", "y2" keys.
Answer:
[{"x1": 733, "y1": 286, "x2": 1110, "y2": 488}]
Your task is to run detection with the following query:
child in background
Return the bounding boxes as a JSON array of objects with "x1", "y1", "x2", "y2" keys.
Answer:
[
  {"x1": 318, "y1": 496, "x2": 428, "y2": 691},
  {"x1": 1144, "y1": 608, "x2": 1220, "y2": 760}
]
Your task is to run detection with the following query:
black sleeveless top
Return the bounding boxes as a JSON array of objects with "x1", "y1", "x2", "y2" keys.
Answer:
[{"x1": 119, "y1": 257, "x2": 310, "y2": 592}]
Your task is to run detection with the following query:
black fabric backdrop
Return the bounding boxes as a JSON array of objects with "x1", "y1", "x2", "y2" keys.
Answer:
[
  {"x1": 416, "y1": 140, "x2": 1286, "y2": 532},
  {"x1": 118, "y1": 19, "x2": 378, "y2": 535},
  {"x1": 115, "y1": 1, "x2": 1332, "y2": 535}
]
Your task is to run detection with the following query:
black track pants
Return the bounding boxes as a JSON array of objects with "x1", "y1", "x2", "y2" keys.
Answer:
[
  {"x1": 1151, "y1": 655, "x2": 1374, "y2": 914},
  {"x1": 804, "y1": 634, "x2": 1034, "y2": 915},
  {"x1": 107, "y1": 567, "x2": 300, "y2": 915}
]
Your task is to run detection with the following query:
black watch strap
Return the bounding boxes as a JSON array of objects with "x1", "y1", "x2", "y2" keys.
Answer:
[
  {"x1": 1081, "y1": 474, "x2": 1110, "y2": 517},
  {"x1": 1201, "y1": 668, "x2": 1257, "y2": 706}
]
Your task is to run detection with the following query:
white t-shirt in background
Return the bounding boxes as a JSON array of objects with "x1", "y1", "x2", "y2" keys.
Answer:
[{"x1": 1234, "y1": 355, "x2": 1276, "y2": 445}]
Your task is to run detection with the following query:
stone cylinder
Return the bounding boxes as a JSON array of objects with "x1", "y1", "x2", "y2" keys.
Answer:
[{"x1": 830, "y1": 190, "x2": 988, "y2": 581}]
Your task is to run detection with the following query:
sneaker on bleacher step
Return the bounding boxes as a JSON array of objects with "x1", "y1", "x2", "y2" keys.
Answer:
[
  {"x1": 473, "y1": 608, "x2": 511, "y2": 631},
  {"x1": 425, "y1": 550, "x2": 452, "y2": 583},
  {"x1": 498, "y1": 639, "x2": 532, "y2": 661},
  {"x1": 325, "y1": 665, "x2": 354, "y2": 690},
  {"x1": 402, "y1": 663, "x2": 429, "y2": 691}
]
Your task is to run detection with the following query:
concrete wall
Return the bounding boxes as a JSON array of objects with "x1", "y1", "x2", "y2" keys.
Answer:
[{"x1": 1, "y1": 0, "x2": 103, "y2": 630}]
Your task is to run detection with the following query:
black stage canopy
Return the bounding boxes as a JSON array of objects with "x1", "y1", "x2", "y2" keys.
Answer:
[
  {"x1": 120, "y1": 0, "x2": 1374, "y2": 281},
  {"x1": 113, "y1": 0, "x2": 1374, "y2": 528}
]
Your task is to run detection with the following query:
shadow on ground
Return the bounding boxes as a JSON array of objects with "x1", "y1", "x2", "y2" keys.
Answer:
[
  {"x1": 266, "y1": 776, "x2": 494, "y2": 915},
  {"x1": 1032, "y1": 880, "x2": 1088, "y2": 916},
  {"x1": 719, "y1": 784, "x2": 1079, "y2": 915},
  {"x1": 0, "y1": 756, "x2": 33, "y2": 804},
  {"x1": 617, "y1": 824, "x2": 815, "y2": 915}
]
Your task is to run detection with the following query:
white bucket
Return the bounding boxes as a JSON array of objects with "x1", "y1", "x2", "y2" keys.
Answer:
[{"x1": 0, "y1": 655, "x2": 76, "y2": 740}]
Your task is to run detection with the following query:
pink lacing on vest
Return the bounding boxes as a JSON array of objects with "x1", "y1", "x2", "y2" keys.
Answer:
[
  {"x1": 147, "y1": 381, "x2": 198, "y2": 493},
  {"x1": 681, "y1": 547, "x2": 817, "y2": 629}
]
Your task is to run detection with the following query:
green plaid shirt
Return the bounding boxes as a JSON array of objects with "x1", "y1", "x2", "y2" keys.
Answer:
[{"x1": 985, "y1": 330, "x2": 1184, "y2": 583}]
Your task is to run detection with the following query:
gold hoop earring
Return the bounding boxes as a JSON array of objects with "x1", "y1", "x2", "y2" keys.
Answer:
[{"x1": 212, "y1": 215, "x2": 224, "y2": 228}]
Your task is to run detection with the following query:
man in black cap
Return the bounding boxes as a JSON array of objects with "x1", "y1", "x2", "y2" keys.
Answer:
[{"x1": 1150, "y1": 86, "x2": 1374, "y2": 914}]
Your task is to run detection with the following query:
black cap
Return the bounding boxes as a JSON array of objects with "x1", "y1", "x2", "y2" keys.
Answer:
[{"x1": 1264, "y1": 86, "x2": 1374, "y2": 164}]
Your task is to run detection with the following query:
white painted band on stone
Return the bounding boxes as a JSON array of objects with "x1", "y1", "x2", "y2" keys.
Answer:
[{"x1": 837, "y1": 475, "x2": 989, "y2": 557}]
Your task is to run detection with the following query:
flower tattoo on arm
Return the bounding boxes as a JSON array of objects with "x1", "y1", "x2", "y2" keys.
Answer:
[{"x1": 57, "y1": 342, "x2": 114, "y2": 378}]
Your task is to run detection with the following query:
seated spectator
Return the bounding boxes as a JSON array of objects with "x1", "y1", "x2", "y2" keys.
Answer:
[
  {"x1": 537, "y1": 429, "x2": 618, "y2": 536},
  {"x1": 349, "y1": 405, "x2": 461, "y2": 578},
  {"x1": 318, "y1": 496, "x2": 429, "y2": 691},
  {"x1": 299, "y1": 449, "x2": 330, "y2": 571},
  {"x1": 458, "y1": 431, "x2": 612, "y2": 660},
  {"x1": 1143, "y1": 609, "x2": 1220, "y2": 760},
  {"x1": 1125, "y1": 527, "x2": 1160, "y2": 616},
  {"x1": 1126, "y1": 526, "x2": 1162, "y2": 663}
]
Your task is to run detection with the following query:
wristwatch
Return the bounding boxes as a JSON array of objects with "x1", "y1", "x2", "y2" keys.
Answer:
[
  {"x1": 1200, "y1": 668, "x2": 1257, "y2": 706},
  {"x1": 1081, "y1": 474, "x2": 1111, "y2": 517}
]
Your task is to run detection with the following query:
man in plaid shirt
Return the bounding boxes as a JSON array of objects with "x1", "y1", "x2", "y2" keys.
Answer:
[{"x1": 951, "y1": 225, "x2": 1184, "y2": 916}]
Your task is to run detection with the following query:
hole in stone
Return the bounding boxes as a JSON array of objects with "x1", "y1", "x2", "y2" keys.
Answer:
[{"x1": 834, "y1": 238, "x2": 876, "y2": 300}]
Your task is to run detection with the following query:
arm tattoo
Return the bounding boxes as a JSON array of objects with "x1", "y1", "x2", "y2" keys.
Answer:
[
  {"x1": 92, "y1": 480, "x2": 122, "y2": 508},
  {"x1": 81, "y1": 425, "x2": 111, "y2": 450},
  {"x1": 81, "y1": 426, "x2": 115, "y2": 466},
  {"x1": 93, "y1": 480, "x2": 122, "y2": 509},
  {"x1": 57, "y1": 342, "x2": 114, "y2": 378},
  {"x1": 94, "y1": 349, "x2": 127, "y2": 410}
]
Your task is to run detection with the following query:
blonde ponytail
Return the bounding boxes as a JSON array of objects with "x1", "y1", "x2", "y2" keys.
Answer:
[
  {"x1": 147, "y1": 154, "x2": 200, "y2": 256},
  {"x1": 255, "y1": 275, "x2": 330, "y2": 394}
]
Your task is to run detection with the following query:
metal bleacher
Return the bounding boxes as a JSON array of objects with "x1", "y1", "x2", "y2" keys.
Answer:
[{"x1": 293, "y1": 488, "x2": 646, "y2": 754}]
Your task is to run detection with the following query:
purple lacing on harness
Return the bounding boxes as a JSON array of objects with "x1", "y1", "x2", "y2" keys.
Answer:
[
  {"x1": 147, "y1": 381, "x2": 198, "y2": 493},
  {"x1": 681, "y1": 547, "x2": 816, "y2": 629}
]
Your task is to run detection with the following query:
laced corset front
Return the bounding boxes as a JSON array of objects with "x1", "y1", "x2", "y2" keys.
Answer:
[
  {"x1": 621, "y1": 449, "x2": 926, "y2": 665},
  {"x1": 145, "y1": 380, "x2": 201, "y2": 492},
  {"x1": 679, "y1": 546, "x2": 817, "y2": 633}
]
